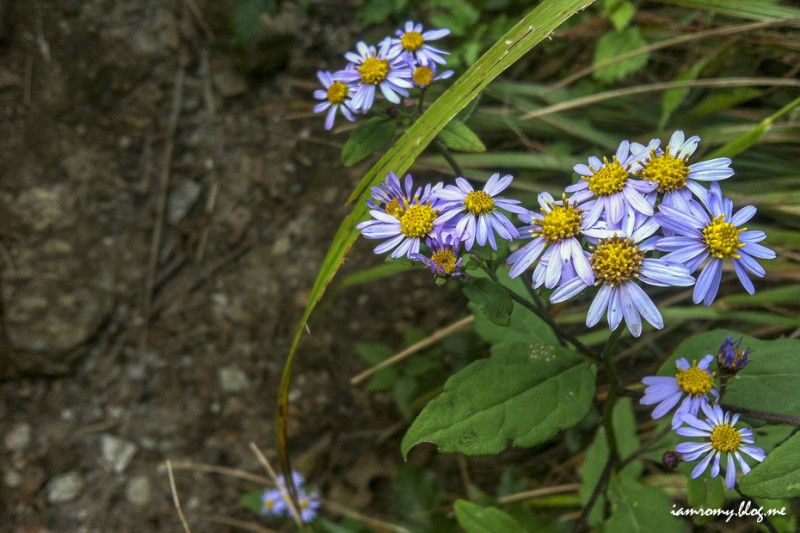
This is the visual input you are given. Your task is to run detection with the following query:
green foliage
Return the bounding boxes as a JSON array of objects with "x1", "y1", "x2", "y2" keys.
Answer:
[
  {"x1": 393, "y1": 465, "x2": 453, "y2": 531},
  {"x1": 239, "y1": 489, "x2": 264, "y2": 515},
  {"x1": 604, "y1": 477, "x2": 684, "y2": 532},
  {"x1": 454, "y1": 500, "x2": 528, "y2": 533},
  {"x1": 601, "y1": 0, "x2": 636, "y2": 31},
  {"x1": 740, "y1": 432, "x2": 800, "y2": 499},
  {"x1": 438, "y1": 120, "x2": 487, "y2": 152},
  {"x1": 341, "y1": 117, "x2": 398, "y2": 167},
  {"x1": 462, "y1": 278, "x2": 513, "y2": 326},
  {"x1": 357, "y1": 0, "x2": 408, "y2": 26},
  {"x1": 402, "y1": 345, "x2": 596, "y2": 456},
  {"x1": 579, "y1": 398, "x2": 641, "y2": 526},
  {"x1": 659, "y1": 57, "x2": 711, "y2": 130},
  {"x1": 687, "y1": 475, "x2": 725, "y2": 525},
  {"x1": 592, "y1": 27, "x2": 649, "y2": 83},
  {"x1": 232, "y1": 0, "x2": 277, "y2": 47}
]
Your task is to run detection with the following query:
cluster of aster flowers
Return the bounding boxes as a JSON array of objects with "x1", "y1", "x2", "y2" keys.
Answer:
[
  {"x1": 357, "y1": 170, "x2": 525, "y2": 277},
  {"x1": 508, "y1": 130, "x2": 776, "y2": 337},
  {"x1": 641, "y1": 336, "x2": 763, "y2": 489},
  {"x1": 358, "y1": 130, "x2": 775, "y2": 339},
  {"x1": 313, "y1": 21, "x2": 454, "y2": 130},
  {"x1": 260, "y1": 471, "x2": 320, "y2": 524}
]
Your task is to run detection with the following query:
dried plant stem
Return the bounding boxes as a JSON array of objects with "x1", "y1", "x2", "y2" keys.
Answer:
[
  {"x1": 248, "y1": 442, "x2": 304, "y2": 530},
  {"x1": 166, "y1": 460, "x2": 192, "y2": 533}
]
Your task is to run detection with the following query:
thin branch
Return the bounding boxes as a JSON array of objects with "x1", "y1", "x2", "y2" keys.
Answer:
[
  {"x1": 321, "y1": 498, "x2": 412, "y2": 533},
  {"x1": 497, "y1": 483, "x2": 580, "y2": 504},
  {"x1": 572, "y1": 457, "x2": 613, "y2": 533},
  {"x1": 168, "y1": 461, "x2": 270, "y2": 485},
  {"x1": 350, "y1": 315, "x2": 474, "y2": 385},
  {"x1": 166, "y1": 460, "x2": 192, "y2": 533},
  {"x1": 435, "y1": 140, "x2": 465, "y2": 177},
  {"x1": 248, "y1": 443, "x2": 304, "y2": 530}
]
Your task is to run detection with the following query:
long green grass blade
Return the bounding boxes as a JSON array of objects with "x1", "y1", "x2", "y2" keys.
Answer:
[
  {"x1": 707, "y1": 96, "x2": 800, "y2": 158},
  {"x1": 657, "y1": 0, "x2": 800, "y2": 20},
  {"x1": 276, "y1": 0, "x2": 596, "y2": 496}
]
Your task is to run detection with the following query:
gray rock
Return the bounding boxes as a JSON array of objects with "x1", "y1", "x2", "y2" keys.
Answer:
[
  {"x1": 100, "y1": 434, "x2": 137, "y2": 474},
  {"x1": 47, "y1": 471, "x2": 84, "y2": 503},
  {"x1": 218, "y1": 366, "x2": 250, "y2": 393},
  {"x1": 125, "y1": 475, "x2": 151, "y2": 506},
  {"x1": 4, "y1": 422, "x2": 31, "y2": 450},
  {"x1": 167, "y1": 180, "x2": 203, "y2": 224}
]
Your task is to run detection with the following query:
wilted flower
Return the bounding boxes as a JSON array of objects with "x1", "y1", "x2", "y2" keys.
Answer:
[{"x1": 717, "y1": 336, "x2": 750, "y2": 372}]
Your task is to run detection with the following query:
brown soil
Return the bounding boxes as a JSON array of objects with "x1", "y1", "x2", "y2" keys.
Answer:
[{"x1": 0, "y1": 1, "x2": 462, "y2": 531}]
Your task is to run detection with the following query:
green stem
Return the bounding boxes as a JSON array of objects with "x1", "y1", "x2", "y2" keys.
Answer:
[
  {"x1": 473, "y1": 258, "x2": 600, "y2": 360},
  {"x1": 602, "y1": 327, "x2": 625, "y2": 466},
  {"x1": 435, "y1": 139, "x2": 464, "y2": 178}
]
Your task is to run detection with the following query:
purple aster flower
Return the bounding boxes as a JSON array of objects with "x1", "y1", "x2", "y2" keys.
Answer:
[
  {"x1": 507, "y1": 192, "x2": 609, "y2": 289},
  {"x1": 297, "y1": 490, "x2": 320, "y2": 523},
  {"x1": 312, "y1": 70, "x2": 356, "y2": 130},
  {"x1": 388, "y1": 21, "x2": 450, "y2": 66},
  {"x1": 640, "y1": 355, "x2": 718, "y2": 429},
  {"x1": 434, "y1": 173, "x2": 526, "y2": 251},
  {"x1": 675, "y1": 402, "x2": 765, "y2": 490},
  {"x1": 261, "y1": 488, "x2": 287, "y2": 516},
  {"x1": 408, "y1": 60, "x2": 454, "y2": 89},
  {"x1": 358, "y1": 174, "x2": 454, "y2": 259},
  {"x1": 717, "y1": 336, "x2": 749, "y2": 372},
  {"x1": 410, "y1": 231, "x2": 464, "y2": 278},
  {"x1": 335, "y1": 41, "x2": 413, "y2": 112},
  {"x1": 632, "y1": 130, "x2": 734, "y2": 207},
  {"x1": 655, "y1": 182, "x2": 776, "y2": 306},
  {"x1": 567, "y1": 140, "x2": 659, "y2": 226},
  {"x1": 365, "y1": 171, "x2": 417, "y2": 219},
  {"x1": 550, "y1": 212, "x2": 695, "y2": 337}
]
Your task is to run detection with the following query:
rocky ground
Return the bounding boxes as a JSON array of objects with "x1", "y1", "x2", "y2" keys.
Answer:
[{"x1": 0, "y1": 1, "x2": 464, "y2": 531}]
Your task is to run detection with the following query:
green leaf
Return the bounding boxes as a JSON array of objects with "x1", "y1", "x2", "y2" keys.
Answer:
[
  {"x1": 708, "y1": 97, "x2": 800, "y2": 159},
  {"x1": 605, "y1": 477, "x2": 684, "y2": 532},
  {"x1": 393, "y1": 465, "x2": 442, "y2": 528},
  {"x1": 239, "y1": 489, "x2": 264, "y2": 515},
  {"x1": 655, "y1": 329, "x2": 800, "y2": 418},
  {"x1": 739, "y1": 432, "x2": 800, "y2": 499},
  {"x1": 657, "y1": 0, "x2": 800, "y2": 20},
  {"x1": 438, "y1": 119, "x2": 487, "y2": 152},
  {"x1": 602, "y1": 0, "x2": 636, "y2": 31},
  {"x1": 463, "y1": 278, "x2": 513, "y2": 326},
  {"x1": 579, "y1": 398, "x2": 641, "y2": 526},
  {"x1": 402, "y1": 346, "x2": 596, "y2": 456},
  {"x1": 232, "y1": 0, "x2": 269, "y2": 46},
  {"x1": 341, "y1": 116, "x2": 398, "y2": 166},
  {"x1": 278, "y1": 0, "x2": 597, "y2": 485},
  {"x1": 593, "y1": 27, "x2": 649, "y2": 83},
  {"x1": 454, "y1": 500, "x2": 528, "y2": 533},
  {"x1": 687, "y1": 475, "x2": 725, "y2": 525}
]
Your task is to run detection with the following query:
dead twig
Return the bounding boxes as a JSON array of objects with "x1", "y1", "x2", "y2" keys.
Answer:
[
  {"x1": 248, "y1": 442, "x2": 304, "y2": 530},
  {"x1": 166, "y1": 460, "x2": 192, "y2": 533},
  {"x1": 140, "y1": 65, "x2": 185, "y2": 358},
  {"x1": 351, "y1": 315, "x2": 475, "y2": 385}
]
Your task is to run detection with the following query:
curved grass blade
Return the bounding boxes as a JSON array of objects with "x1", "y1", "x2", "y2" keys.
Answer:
[{"x1": 276, "y1": 0, "x2": 595, "y2": 505}]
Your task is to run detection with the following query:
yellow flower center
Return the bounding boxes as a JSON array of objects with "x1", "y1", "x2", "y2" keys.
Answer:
[
  {"x1": 401, "y1": 31, "x2": 424, "y2": 51},
  {"x1": 639, "y1": 151, "x2": 690, "y2": 192},
  {"x1": 384, "y1": 198, "x2": 405, "y2": 219},
  {"x1": 535, "y1": 197, "x2": 583, "y2": 244},
  {"x1": 400, "y1": 204, "x2": 437, "y2": 238},
  {"x1": 326, "y1": 81, "x2": 349, "y2": 104},
  {"x1": 432, "y1": 249, "x2": 459, "y2": 275},
  {"x1": 710, "y1": 424, "x2": 742, "y2": 453},
  {"x1": 464, "y1": 191, "x2": 494, "y2": 215},
  {"x1": 584, "y1": 156, "x2": 628, "y2": 196},
  {"x1": 264, "y1": 500, "x2": 275, "y2": 510},
  {"x1": 413, "y1": 66, "x2": 433, "y2": 87},
  {"x1": 358, "y1": 57, "x2": 390, "y2": 84},
  {"x1": 675, "y1": 360, "x2": 714, "y2": 396},
  {"x1": 590, "y1": 236, "x2": 644, "y2": 286},
  {"x1": 299, "y1": 498, "x2": 309, "y2": 510},
  {"x1": 703, "y1": 215, "x2": 745, "y2": 259}
]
